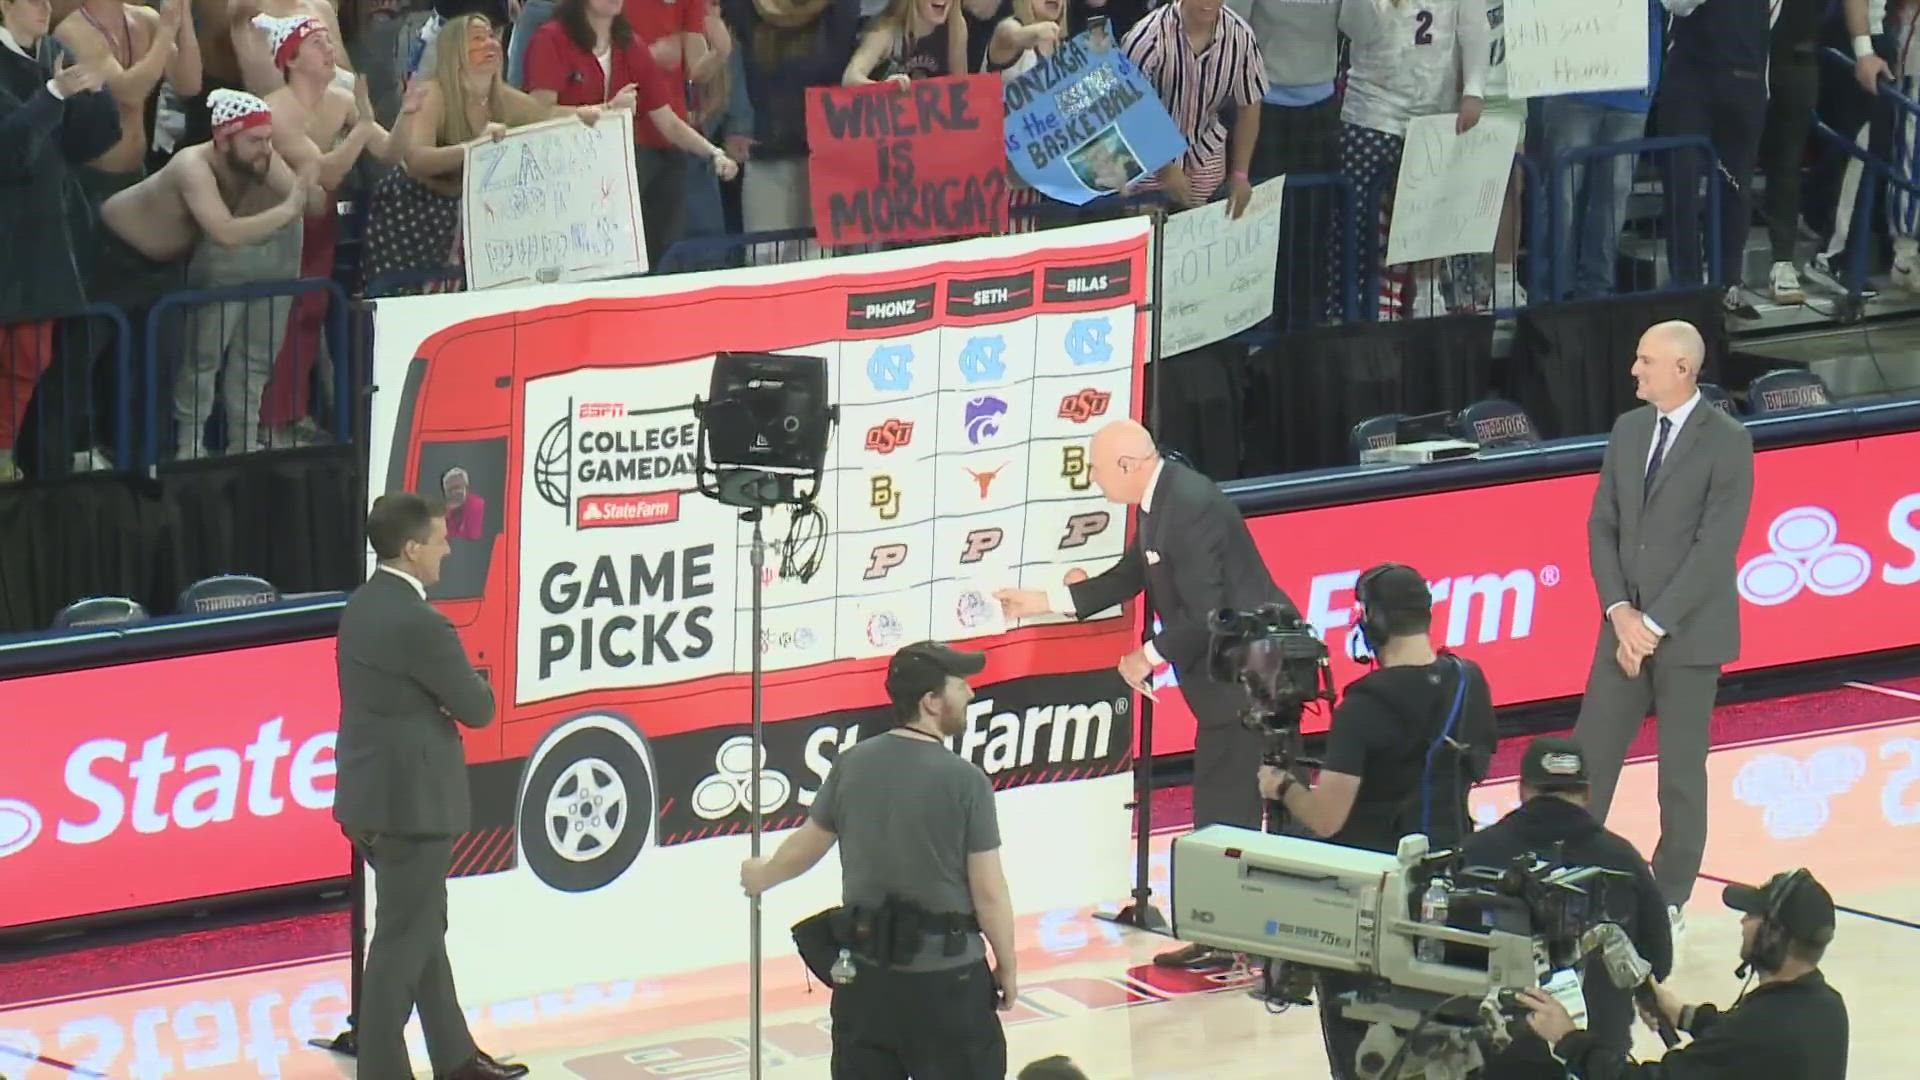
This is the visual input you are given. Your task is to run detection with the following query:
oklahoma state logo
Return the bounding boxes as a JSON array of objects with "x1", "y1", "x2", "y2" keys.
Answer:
[
  {"x1": 865, "y1": 419, "x2": 914, "y2": 454},
  {"x1": 1057, "y1": 388, "x2": 1112, "y2": 424}
]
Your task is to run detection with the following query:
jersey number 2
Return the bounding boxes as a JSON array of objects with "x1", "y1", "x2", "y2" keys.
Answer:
[{"x1": 1413, "y1": 10, "x2": 1435, "y2": 45}]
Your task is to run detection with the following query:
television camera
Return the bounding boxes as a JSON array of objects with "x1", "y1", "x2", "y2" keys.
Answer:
[
  {"x1": 1172, "y1": 826, "x2": 1637, "y2": 1080},
  {"x1": 1206, "y1": 603, "x2": 1336, "y2": 770}
]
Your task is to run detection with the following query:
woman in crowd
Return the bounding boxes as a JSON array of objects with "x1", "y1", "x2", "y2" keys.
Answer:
[
  {"x1": 1324, "y1": 0, "x2": 1486, "y2": 322},
  {"x1": 522, "y1": 0, "x2": 739, "y2": 265},
  {"x1": 0, "y1": 0, "x2": 120, "y2": 481},
  {"x1": 361, "y1": 9, "x2": 603, "y2": 288},
  {"x1": 843, "y1": 0, "x2": 966, "y2": 85},
  {"x1": 723, "y1": 0, "x2": 861, "y2": 232}
]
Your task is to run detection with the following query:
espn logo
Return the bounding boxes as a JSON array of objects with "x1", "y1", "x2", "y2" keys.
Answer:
[
  {"x1": 1057, "y1": 389, "x2": 1112, "y2": 424},
  {"x1": 578, "y1": 402, "x2": 626, "y2": 419}
]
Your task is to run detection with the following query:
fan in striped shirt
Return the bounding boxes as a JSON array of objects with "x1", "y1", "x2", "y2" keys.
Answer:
[{"x1": 1119, "y1": 0, "x2": 1268, "y2": 215}]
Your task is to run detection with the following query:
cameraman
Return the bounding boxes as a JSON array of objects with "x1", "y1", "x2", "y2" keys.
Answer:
[
  {"x1": 1466, "y1": 737, "x2": 1673, "y2": 1079},
  {"x1": 740, "y1": 641, "x2": 1016, "y2": 1078},
  {"x1": 1257, "y1": 563, "x2": 1497, "y2": 1079},
  {"x1": 1519, "y1": 870, "x2": 1848, "y2": 1079}
]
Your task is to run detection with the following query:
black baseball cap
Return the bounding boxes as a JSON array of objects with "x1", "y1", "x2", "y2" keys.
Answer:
[
  {"x1": 1723, "y1": 871, "x2": 1837, "y2": 947},
  {"x1": 1520, "y1": 736, "x2": 1591, "y2": 792},
  {"x1": 1359, "y1": 563, "x2": 1433, "y2": 618},
  {"x1": 884, "y1": 641, "x2": 986, "y2": 709}
]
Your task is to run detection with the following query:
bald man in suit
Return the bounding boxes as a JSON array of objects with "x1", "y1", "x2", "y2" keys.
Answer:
[{"x1": 1573, "y1": 321, "x2": 1754, "y2": 935}]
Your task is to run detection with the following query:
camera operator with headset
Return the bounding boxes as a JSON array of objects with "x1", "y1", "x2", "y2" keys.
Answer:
[
  {"x1": 1466, "y1": 736, "x2": 1674, "y2": 1079},
  {"x1": 1517, "y1": 869, "x2": 1848, "y2": 1079},
  {"x1": 1256, "y1": 562, "x2": 1498, "y2": 1079},
  {"x1": 739, "y1": 641, "x2": 1017, "y2": 1079}
]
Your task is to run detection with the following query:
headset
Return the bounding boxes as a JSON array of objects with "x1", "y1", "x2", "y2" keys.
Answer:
[
  {"x1": 1744, "y1": 867, "x2": 1818, "y2": 977},
  {"x1": 1353, "y1": 562, "x2": 1420, "y2": 659}
]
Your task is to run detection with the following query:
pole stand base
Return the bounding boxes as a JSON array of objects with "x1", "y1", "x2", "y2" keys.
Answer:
[{"x1": 1096, "y1": 895, "x2": 1169, "y2": 934}]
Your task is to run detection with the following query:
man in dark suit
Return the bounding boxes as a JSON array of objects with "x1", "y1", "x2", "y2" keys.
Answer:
[
  {"x1": 995, "y1": 418, "x2": 1289, "y2": 969},
  {"x1": 335, "y1": 493, "x2": 522, "y2": 1080},
  {"x1": 1574, "y1": 320, "x2": 1754, "y2": 936}
]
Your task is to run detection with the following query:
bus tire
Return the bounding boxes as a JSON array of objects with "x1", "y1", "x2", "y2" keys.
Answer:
[{"x1": 516, "y1": 723, "x2": 654, "y2": 892}]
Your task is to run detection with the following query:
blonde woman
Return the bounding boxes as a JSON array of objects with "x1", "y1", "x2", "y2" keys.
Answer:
[
  {"x1": 981, "y1": 0, "x2": 1064, "y2": 78},
  {"x1": 843, "y1": 0, "x2": 967, "y2": 84},
  {"x1": 362, "y1": 11, "x2": 605, "y2": 286}
]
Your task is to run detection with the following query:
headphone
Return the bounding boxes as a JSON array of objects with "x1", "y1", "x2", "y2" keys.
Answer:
[
  {"x1": 1742, "y1": 867, "x2": 1813, "y2": 977},
  {"x1": 1354, "y1": 562, "x2": 1419, "y2": 661}
]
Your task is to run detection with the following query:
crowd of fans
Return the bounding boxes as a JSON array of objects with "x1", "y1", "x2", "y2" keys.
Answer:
[{"x1": 1, "y1": 0, "x2": 1917, "y2": 483}]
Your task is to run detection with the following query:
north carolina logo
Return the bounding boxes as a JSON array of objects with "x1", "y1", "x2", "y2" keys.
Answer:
[
  {"x1": 1065, "y1": 317, "x2": 1114, "y2": 366},
  {"x1": 866, "y1": 344, "x2": 914, "y2": 392},
  {"x1": 956, "y1": 335, "x2": 1008, "y2": 384}
]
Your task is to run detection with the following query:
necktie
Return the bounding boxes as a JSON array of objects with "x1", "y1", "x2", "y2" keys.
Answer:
[{"x1": 1644, "y1": 416, "x2": 1672, "y2": 500}]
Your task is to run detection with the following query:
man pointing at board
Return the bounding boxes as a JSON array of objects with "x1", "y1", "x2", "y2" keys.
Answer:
[{"x1": 996, "y1": 419, "x2": 1289, "y2": 970}]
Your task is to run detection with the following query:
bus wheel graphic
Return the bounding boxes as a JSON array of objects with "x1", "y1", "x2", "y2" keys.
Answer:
[{"x1": 518, "y1": 719, "x2": 655, "y2": 892}]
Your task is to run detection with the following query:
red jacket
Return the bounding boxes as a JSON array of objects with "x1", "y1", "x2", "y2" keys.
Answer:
[{"x1": 522, "y1": 21, "x2": 680, "y2": 150}]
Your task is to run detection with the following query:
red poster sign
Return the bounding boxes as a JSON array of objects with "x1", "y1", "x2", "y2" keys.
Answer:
[
  {"x1": 0, "y1": 638, "x2": 350, "y2": 930},
  {"x1": 805, "y1": 74, "x2": 1009, "y2": 246},
  {"x1": 1147, "y1": 430, "x2": 1920, "y2": 756}
]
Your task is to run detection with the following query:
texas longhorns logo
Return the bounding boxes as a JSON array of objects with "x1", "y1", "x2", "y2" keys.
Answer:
[
  {"x1": 966, "y1": 463, "x2": 1005, "y2": 497},
  {"x1": 1730, "y1": 747, "x2": 1867, "y2": 840}
]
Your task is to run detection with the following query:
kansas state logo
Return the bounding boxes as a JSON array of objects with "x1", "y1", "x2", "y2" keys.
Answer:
[
  {"x1": 1065, "y1": 317, "x2": 1114, "y2": 367},
  {"x1": 866, "y1": 344, "x2": 914, "y2": 392},
  {"x1": 956, "y1": 335, "x2": 1007, "y2": 384},
  {"x1": 964, "y1": 396, "x2": 1008, "y2": 445}
]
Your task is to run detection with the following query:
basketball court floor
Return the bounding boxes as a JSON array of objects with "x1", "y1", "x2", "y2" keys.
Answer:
[{"x1": 4, "y1": 677, "x2": 1917, "y2": 1079}]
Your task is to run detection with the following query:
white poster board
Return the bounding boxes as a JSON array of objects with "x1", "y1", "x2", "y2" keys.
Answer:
[
  {"x1": 460, "y1": 113, "x2": 649, "y2": 291},
  {"x1": 1158, "y1": 176, "x2": 1285, "y2": 355},
  {"x1": 1385, "y1": 113, "x2": 1526, "y2": 266},
  {"x1": 1504, "y1": 0, "x2": 1650, "y2": 99}
]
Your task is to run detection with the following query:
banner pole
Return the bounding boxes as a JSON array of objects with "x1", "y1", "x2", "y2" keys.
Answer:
[
  {"x1": 747, "y1": 510, "x2": 767, "y2": 1080},
  {"x1": 311, "y1": 845, "x2": 364, "y2": 1056},
  {"x1": 1098, "y1": 204, "x2": 1170, "y2": 934}
]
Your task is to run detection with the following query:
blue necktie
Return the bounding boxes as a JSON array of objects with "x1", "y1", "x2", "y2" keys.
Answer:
[{"x1": 1644, "y1": 416, "x2": 1672, "y2": 500}]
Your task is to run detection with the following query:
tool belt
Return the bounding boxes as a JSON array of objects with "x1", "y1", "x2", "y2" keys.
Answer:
[{"x1": 792, "y1": 896, "x2": 981, "y2": 985}]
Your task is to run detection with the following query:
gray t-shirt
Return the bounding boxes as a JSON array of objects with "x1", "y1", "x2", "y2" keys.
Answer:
[{"x1": 810, "y1": 730, "x2": 1002, "y2": 970}]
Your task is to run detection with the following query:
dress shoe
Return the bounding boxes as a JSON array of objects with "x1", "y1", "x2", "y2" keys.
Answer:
[
  {"x1": 1152, "y1": 942, "x2": 1232, "y2": 970},
  {"x1": 443, "y1": 1050, "x2": 529, "y2": 1079}
]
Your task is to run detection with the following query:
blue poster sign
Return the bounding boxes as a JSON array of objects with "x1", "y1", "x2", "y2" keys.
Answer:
[{"x1": 1001, "y1": 32, "x2": 1189, "y2": 206}]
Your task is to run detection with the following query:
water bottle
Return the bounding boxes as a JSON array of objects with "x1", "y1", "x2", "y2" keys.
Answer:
[
  {"x1": 830, "y1": 948, "x2": 857, "y2": 986},
  {"x1": 1417, "y1": 878, "x2": 1450, "y2": 963}
]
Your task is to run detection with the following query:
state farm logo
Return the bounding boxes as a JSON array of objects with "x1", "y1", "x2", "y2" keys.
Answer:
[
  {"x1": 1306, "y1": 565, "x2": 1558, "y2": 652},
  {"x1": 1058, "y1": 388, "x2": 1112, "y2": 424},
  {"x1": 690, "y1": 737, "x2": 793, "y2": 821},
  {"x1": 577, "y1": 492, "x2": 680, "y2": 528},
  {"x1": 1732, "y1": 746, "x2": 1867, "y2": 840},
  {"x1": 865, "y1": 419, "x2": 914, "y2": 454},
  {"x1": 0, "y1": 719, "x2": 336, "y2": 859},
  {"x1": 0, "y1": 797, "x2": 43, "y2": 858},
  {"x1": 1738, "y1": 507, "x2": 1873, "y2": 605}
]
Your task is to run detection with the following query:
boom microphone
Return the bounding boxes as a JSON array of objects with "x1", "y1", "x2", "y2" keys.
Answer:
[{"x1": 1580, "y1": 923, "x2": 1680, "y2": 1049}]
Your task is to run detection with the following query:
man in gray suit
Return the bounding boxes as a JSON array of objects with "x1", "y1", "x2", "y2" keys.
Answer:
[
  {"x1": 335, "y1": 493, "x2": 522, "y2": 1080},
  {"x1": 1573, "y1": 320, "x2": 1755, "y2": 935}
]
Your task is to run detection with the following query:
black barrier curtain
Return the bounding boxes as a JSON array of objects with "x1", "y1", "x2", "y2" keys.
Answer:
[
  {"x1": 1229, "y1": 315, "x2": 1501, "y2": 478},
  {"x1": 0, "y1": 447, "x2": 364, "y2": 633},
  {"x1": 1505, "y1": 288, "x2": 1728, "y2": 439}
]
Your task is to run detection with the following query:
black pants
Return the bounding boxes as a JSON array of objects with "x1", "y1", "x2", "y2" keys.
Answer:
[
  {"x1": 829, "y1": 959, "x2": 1005, "y2": 1079},
  {"x1": 636, "y1": 146, "x2": 689, "y2": 268},
  {"x1": 349, "y1": 830, "x2": 478, "y2": 1079},
  {"x1": 1183, "y1": 671, "x2": 1265, "y2": 830},
  {"x1": 1761, "y1": 47, "x2": 1821, "y2": 263},
  {"x1": 1657, "y1": 57, "x2": 1768, "y2": 286},
  {"x1": 1316, "y1": 970, "x2": 1372, "y2": 1079},
  {"x1": 1250, "y1": 97, "x2": 1342, "y2": 330}
]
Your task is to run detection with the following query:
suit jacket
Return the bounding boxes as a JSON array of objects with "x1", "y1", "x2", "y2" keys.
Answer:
[
  {"x1": 1067, "y1": 460, "x2": 1291, "y2": 679},
  {"x1": 333, "y1": 569, "x2": 497, "y2": 837},
  {"x1": 1587, "y1": 400, "x2": 1754, "y2": 668}
]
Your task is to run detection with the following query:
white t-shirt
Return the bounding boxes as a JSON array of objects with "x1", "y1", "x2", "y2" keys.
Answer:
[
  {"x1": 1339, "y1": 0, "x2": 1490, "y2": 136},
  {"x1": 1481, "y1": 0, "x2": 1508, "y2": 100}
]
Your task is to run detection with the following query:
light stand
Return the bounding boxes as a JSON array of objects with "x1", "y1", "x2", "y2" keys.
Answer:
[
  {"x1": 310, "y1": 848, "x2": 365, "y2": 1057},
  {"x1": 1097, "y1": 203, "x2": 1172, "y2": 934},
  {"x1": 692, "y1": 351, "x2": 836, "y2": 1080}
]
